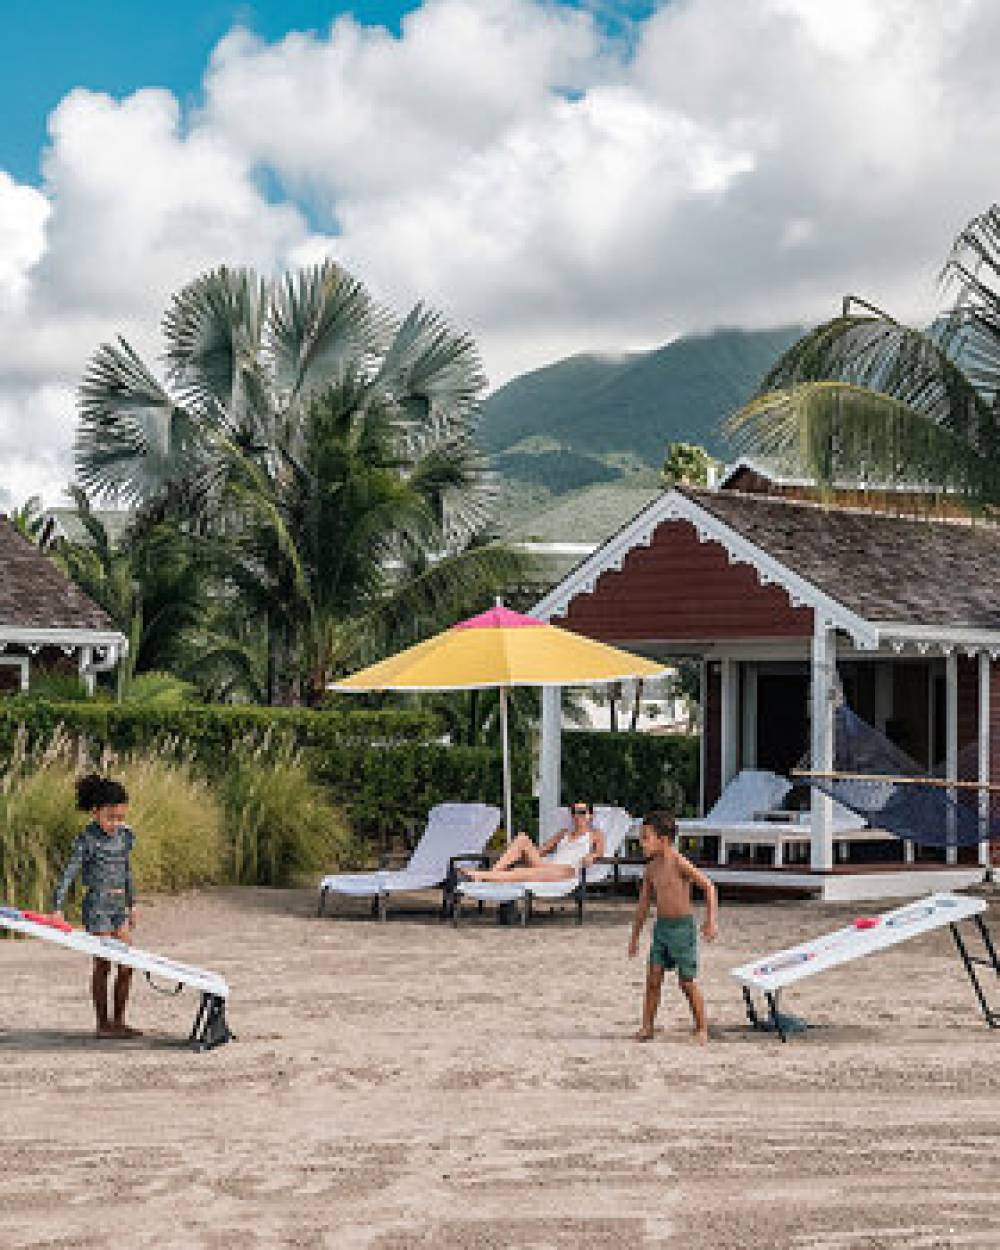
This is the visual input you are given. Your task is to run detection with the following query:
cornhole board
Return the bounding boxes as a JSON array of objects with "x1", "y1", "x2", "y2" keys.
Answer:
[
  {"x1": 731, "y1": 892, "x2": 999, "y2": 1042},
  {"x1": 0, "y1": 904, "x2": 233, "y2": 1050}
]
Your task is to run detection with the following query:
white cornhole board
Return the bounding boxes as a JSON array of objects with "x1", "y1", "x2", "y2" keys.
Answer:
[
  {"x1": 0, "y1": 905, "x2": 232, "y2": 1050},
  {"x1": 731, "y1": 892, "x2": 998, "y2": 1041}
]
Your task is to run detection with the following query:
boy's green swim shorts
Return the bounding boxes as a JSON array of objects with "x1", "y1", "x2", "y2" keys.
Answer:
[{"x1": 649, "y1": 914, "x2": 698, "y2": 980}]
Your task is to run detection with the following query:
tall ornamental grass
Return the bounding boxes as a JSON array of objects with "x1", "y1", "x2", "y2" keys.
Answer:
[
  {"x1": 0, "y1": 732, "x2": 226, "y2": 912},
  {"x1": 117, "y1": 755, "x2": 224, "y2": 892},
  {"x1": 0, "y1": 730, "x2": 80, "y2": 911},
  {"x1": 222, "y1": 737, "x2": 355, "y2": 887}
]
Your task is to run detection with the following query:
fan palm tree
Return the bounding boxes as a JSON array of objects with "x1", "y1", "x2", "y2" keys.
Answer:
[
  {"x1": 76, "y1": 262, "x2": 524, "y2": 703},
  {"x1": 728, "y1": 204, "x2": 1000, "y2": 505}
]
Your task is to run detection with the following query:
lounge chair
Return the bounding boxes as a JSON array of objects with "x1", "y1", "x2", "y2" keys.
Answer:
[
  {"x1": 677, "y1": 769, "x2": 872, "y2": 866},
  {"x1": 452, "y1": 806, "x2": 635, "y2": 926},
  {"x1": 318, "y1": 802, "x2": 501, "y2": 921}
]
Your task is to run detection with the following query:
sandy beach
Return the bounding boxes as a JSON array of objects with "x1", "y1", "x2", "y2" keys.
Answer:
[{"x1": 2, "y1": 886, "x2": 1000, "y2": 1249}]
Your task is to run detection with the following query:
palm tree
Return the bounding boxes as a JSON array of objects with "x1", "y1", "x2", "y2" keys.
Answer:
[
  {"x1": 10, "y1": 496, "x2": 45, "y2": 544},
  {"x1": 55, "y1": 487, "x2": 212, "y2": 698},
  {"x1": 728, "y1": 204, "x2": 1000, "y2": 505},
  {"x1": 76, "y1": 262, "x2": 524, "y2": 703}
]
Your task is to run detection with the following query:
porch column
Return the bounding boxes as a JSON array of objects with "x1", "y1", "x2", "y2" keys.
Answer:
[
  {"x1": 78, "y1": 645, "x2": 95, "y2": 698},
  {"x1": 741, "y1": 663, "x2": 758, "y2": 769},
  {"x1": 698, "y1": 660, "x2": 707, "y2": 817},
  {"x1": 946, "y1": 652, "x2": 958, "y2": 866},
  {"x1": 979, "y1": 653, "x2": 991, "y2": 869},
  {"x1": 720, "y1": 657, "x2": 739, "y2": 789},
  {"x1": 810, "y1": 622, "x2": 835, "y2": 873},
  {"x1": 539, "y1": 685, "x2": 562, "y2": 841}
]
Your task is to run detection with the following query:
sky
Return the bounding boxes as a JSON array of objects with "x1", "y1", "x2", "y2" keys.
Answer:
[{"x1": 1, "y1": 0, "x2": 998, "y2": 507}]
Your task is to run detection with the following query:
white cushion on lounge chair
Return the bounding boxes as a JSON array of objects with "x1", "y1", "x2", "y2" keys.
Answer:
[
  {"x1": 456, "y1": 806, "x2": 633, "y2": 904},
  {"x1": 705, "y1": 770, "x2": 792, "y2": 823},
  {"x1": 320, "y1": 802, "x2": 501, "y2": 897}
]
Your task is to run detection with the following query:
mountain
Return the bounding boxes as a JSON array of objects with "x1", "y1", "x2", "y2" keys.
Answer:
[{"x1": 481, "y1": 326, "x2": 803, "y2": 468}]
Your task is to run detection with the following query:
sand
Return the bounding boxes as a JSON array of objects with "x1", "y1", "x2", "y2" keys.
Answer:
[{"x1": 2, "y1": 885, "x2": 1000, "y2": 1249}]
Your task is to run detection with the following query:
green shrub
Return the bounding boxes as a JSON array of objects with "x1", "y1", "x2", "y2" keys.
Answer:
[
  {"x1": 122, "y1": 672, "x2": 199, "y2": 707},
  {"x1": 221, "y1": 740, "x2": 354, "y2": 886},
  {"x1": 562, "y1": 730, "x2": 699, "y2": 817}
]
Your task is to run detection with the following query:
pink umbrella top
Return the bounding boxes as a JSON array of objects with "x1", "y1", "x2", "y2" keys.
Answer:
[{"x1": 453, "y1": 605, "x2": 544, "y2": 631}]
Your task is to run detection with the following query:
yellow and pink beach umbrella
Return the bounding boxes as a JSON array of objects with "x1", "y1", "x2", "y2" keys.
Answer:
[{"x1": 331, "y1": 604, "x2": 666, "y2": 839}]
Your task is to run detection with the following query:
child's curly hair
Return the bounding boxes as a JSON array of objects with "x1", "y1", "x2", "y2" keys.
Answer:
[{"x1": 76, "y1": 773, "x2": 129, "y2": 812}]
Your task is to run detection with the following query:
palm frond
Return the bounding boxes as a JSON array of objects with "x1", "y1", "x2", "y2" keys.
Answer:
[
  {"x1": 77, "y1": 338, "x2": 197, "y2": 503},
  {"x1": 333, "y1": 542, "x2": 531, "y2": 673},
  {"x1": 729, "y1": 381, "x2": 1000, "y2": 504},
  {"x1": 941, "y1": 204, "x2": 1000, "y2": 408},
  {"x1": 760, "y1": 315, "x2": 992, "y2": 447},
  {"x1": 376, "y1": 303, "x2": 488, "y2": 435},
  {"x1": 161, "y1": 266, "x2": 269, "y2": 434},
  {"x1": 267, "y1": 260, "x2": 389, "y2": 408}
]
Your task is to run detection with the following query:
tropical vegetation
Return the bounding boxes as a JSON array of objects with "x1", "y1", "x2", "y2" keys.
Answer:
[
  {"x1": 73, "y1": 261, "x2": 524, "y2": 703},
  {"x1": 729, "y1": 204, "x2": 1000, "y2": 505}
]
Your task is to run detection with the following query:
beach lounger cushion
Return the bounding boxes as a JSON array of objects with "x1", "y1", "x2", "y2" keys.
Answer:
[
  {"x1": 705, "y1": 770, "x2": 792, "y2": 823},
  {"x1": 320, "y1": 802, "x2": 501, "y2": 897}
]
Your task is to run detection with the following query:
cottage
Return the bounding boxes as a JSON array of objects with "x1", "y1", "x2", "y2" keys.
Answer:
[
  {"x1": 532, "y1": 481, "x2": 1000, "y2": 900},
  {"x1": 0, "y1": 517, "x2": 126, "y2": 693}
]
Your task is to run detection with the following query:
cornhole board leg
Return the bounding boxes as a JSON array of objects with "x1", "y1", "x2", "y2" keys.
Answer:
[
  {"x1": 189, "y1": 992, "x2": 234, "y2": 1052},
  {"x1": 950, "y1": 917, "x2": 1000, "y2": 1029},
  {"x1": 741, "y1": 986, "x2": 806, "y2": 1043}
]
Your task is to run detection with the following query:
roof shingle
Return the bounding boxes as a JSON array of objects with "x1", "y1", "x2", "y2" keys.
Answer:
[
  {"x1": 683, "y1": 487, "x2": 1000, "y2": 630},
  {"x1": 0, "y1": 518, "x2": 120, "y2": 634}
]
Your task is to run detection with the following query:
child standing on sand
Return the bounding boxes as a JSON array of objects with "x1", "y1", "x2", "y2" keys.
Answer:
[
  {"x1": 628, "y1": 810, "x2": 718, "y2": 1044},
  {"x1": 53, "y1": 774, "x2": 140, "y2": 1039}
]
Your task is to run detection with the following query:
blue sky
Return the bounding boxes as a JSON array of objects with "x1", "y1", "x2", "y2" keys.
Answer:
[{"x1": 1, "y1": 1, "x2": 656, "y2": 183}]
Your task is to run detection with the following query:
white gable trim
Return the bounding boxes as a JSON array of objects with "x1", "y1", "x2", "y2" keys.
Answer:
[
  {"x1": 0, "y1": 626, "x2": 128, "y2": 655},
  {"x1": 531, "y1": 488, "x2": 880, "y2": 650}
]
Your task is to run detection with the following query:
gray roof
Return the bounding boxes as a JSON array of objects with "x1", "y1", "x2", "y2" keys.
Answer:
[
  {"x1": 685, "y1": 486, "x2": 1000, "y2": 630},
  {"x1": 0, "y1": 517, "x2": 120, "y2": 633}
]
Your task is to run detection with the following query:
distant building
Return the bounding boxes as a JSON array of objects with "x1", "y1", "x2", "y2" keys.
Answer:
[
  {"x1": 0, "y1": 517, "x2": 127, "y2": 693},
  {"x1": 38, "y1": 507, "x2": 134, "y2": 553}
]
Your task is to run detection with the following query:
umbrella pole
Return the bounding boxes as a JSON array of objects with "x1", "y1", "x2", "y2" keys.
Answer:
[{"x1": 500, "y1": 685, "x2": 513, "y2": 844}]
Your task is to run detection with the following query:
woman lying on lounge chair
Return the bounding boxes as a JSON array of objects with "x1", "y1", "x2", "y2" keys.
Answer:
[{"x1": 459, "y1": 801, "x2": 605, "y2": 882}]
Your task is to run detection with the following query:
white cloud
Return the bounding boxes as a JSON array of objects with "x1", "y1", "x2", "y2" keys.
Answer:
[
  {"x1": 0, "y1": 172, "x2": 49, "y2": 309},
  {"x1": 2, "y1": 0, "x2": 1000, "y2": 503}
]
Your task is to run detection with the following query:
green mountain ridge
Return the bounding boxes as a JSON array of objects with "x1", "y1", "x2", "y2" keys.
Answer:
[{"x1": 480, "y1": 326, "x2": 804, "y2": 468}]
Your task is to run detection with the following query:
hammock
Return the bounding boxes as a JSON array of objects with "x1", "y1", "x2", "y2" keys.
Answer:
[{"x1": 795, "y1": 705, "x2": 997, "y2": 848}]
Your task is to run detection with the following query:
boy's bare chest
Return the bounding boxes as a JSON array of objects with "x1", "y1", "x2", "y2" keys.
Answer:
[{"x1": 648, "y1": 859, "x2": 690, "y2": 909}]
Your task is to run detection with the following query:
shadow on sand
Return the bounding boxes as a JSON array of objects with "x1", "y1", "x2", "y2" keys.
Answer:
[{"x1": 0, "y1": 1028, "x2": 191, "y2": 1052}]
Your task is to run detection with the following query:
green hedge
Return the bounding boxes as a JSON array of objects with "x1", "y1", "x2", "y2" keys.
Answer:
[
  {"x1": 0, "y1": 699, "x2": 438, "y2": 772},
  {"x1": 314, "y1": 743, "x2": 533, "y2": 839},
  {"x1": 562, "y1": 730, "x2": 699, "y2": 818},
  {"x1": 315, "y1": 731, "x2": 699, "y2": 841}
]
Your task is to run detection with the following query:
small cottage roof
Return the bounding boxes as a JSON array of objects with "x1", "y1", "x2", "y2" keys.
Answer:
[{"x1": 0, "y1": 517, "x2": 125, "y2": 648}]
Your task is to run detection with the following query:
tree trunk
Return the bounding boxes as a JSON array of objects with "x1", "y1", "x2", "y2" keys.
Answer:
[{"x1": 267, "y1": 618, "x2": 302, "y2": 706}]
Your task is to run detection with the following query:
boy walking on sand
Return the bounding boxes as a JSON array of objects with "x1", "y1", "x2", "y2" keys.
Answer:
[{"x1": 628, "y1": 810, "x2": 718, "y2": 1044}]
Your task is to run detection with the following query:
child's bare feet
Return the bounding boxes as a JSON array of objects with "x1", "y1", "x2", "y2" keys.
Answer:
[
  {"x1": 633, "y1": 1026, "x2": 654, "y2": 1042},
  {"x1": 694, "y1": 1028, "x2": 709, "y2": 1046},
  {"x1": 95, "y1": 1023, "x2": 117, "y2": 1039}
]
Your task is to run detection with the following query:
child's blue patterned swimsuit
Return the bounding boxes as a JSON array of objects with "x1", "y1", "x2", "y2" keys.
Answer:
[{"x1": 53, "y1": 822, "x2": 134, "y2": 933}]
